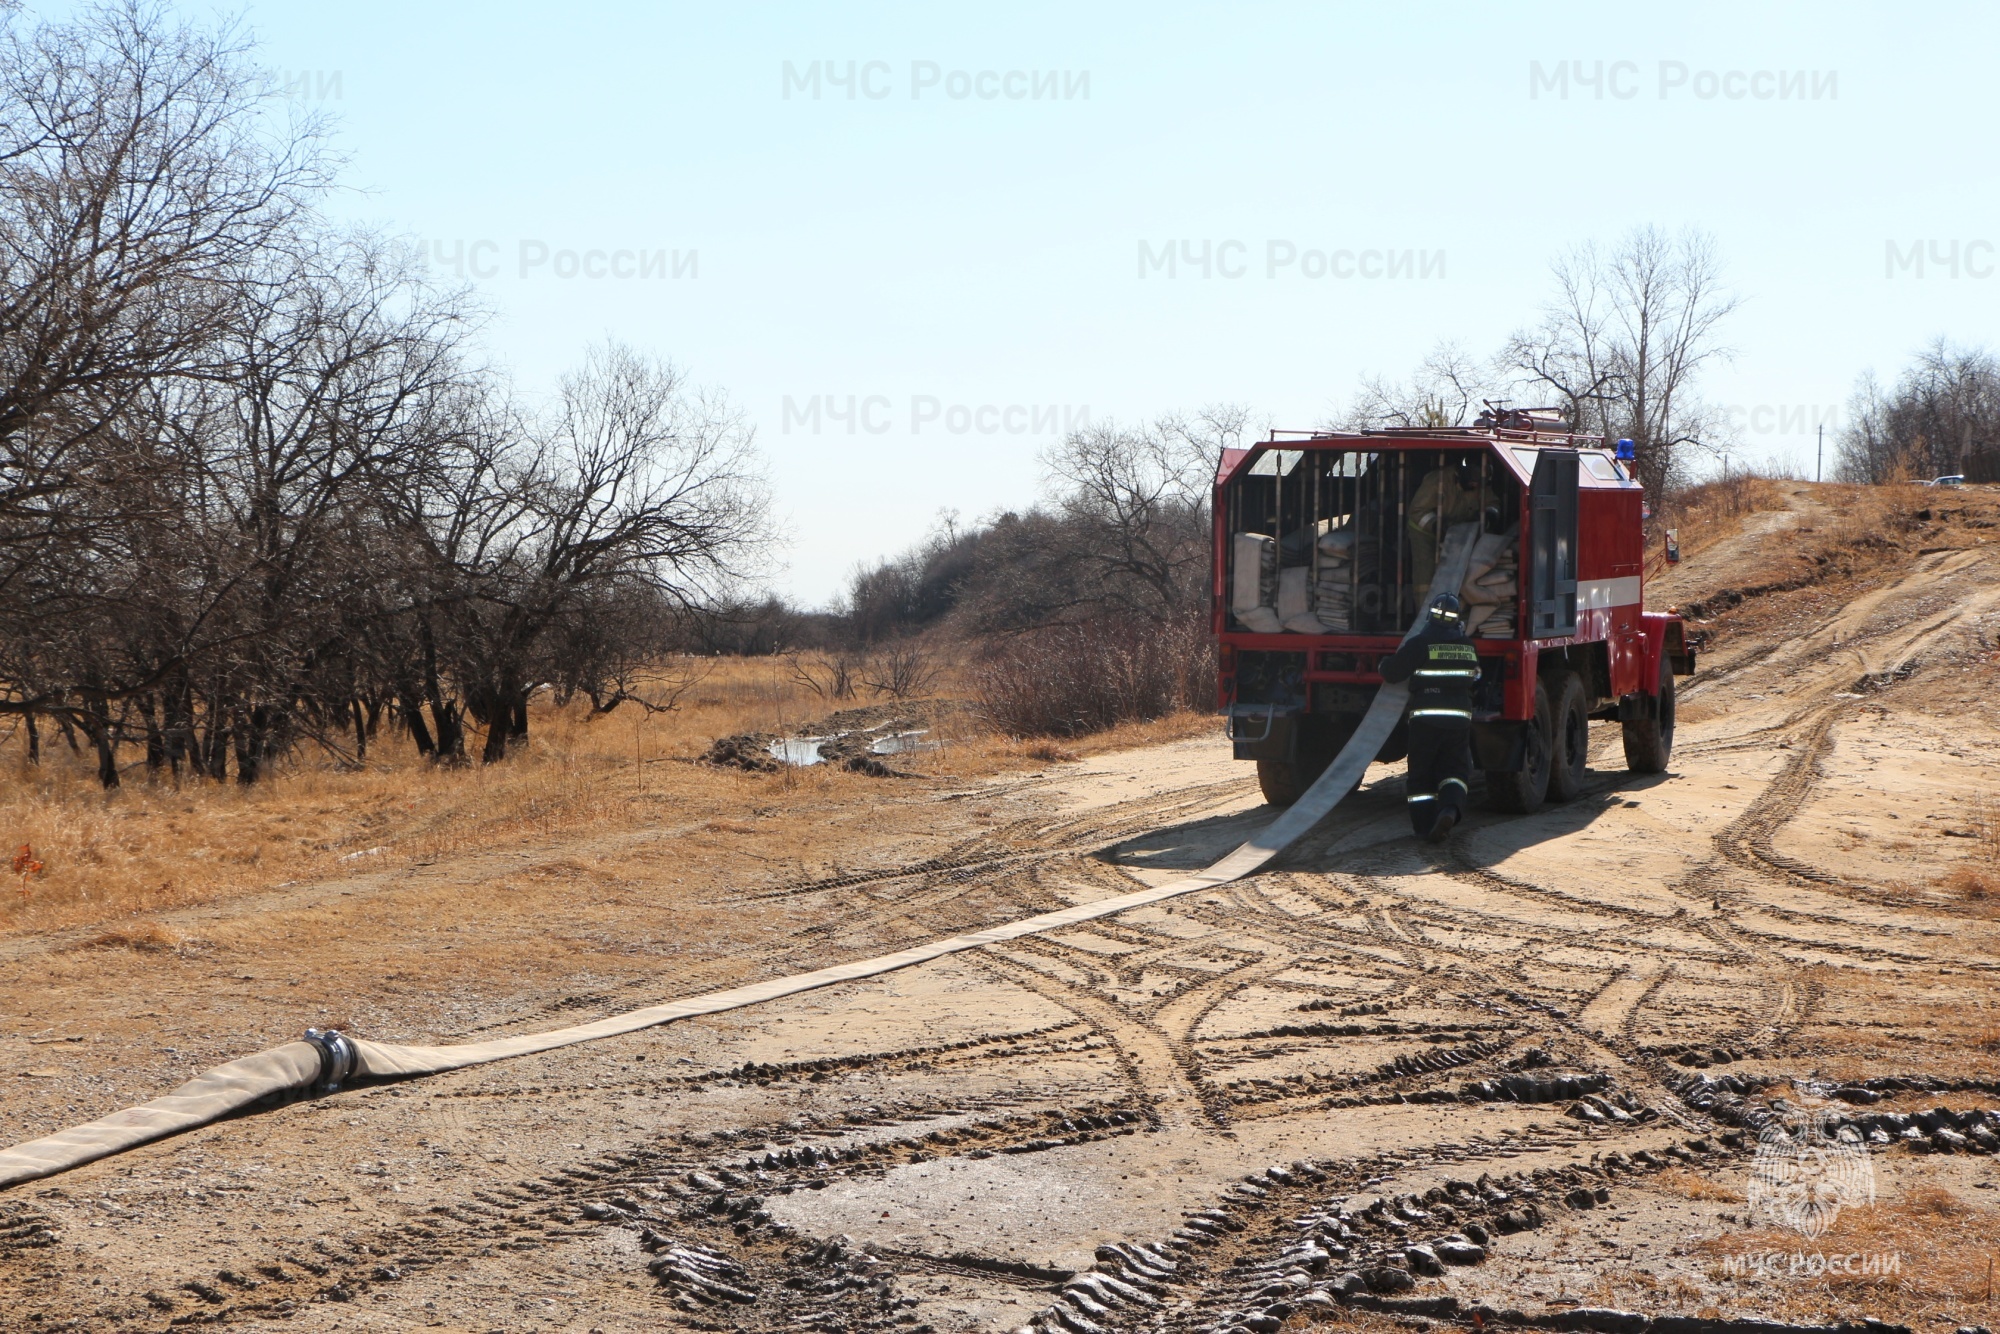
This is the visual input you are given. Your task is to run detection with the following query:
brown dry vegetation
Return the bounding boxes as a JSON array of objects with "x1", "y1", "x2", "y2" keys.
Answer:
[
  {"x1": 1655, "y1": 1167, "x2": 1745, "y2": 1202},
  {"x1": 10, "y1": 478, "x2": 2000, "y2": 1333},
  {"x1": 1944, "y1": 795, "x2": 2000, "y2": 904},
  {"x1": 0, "y1": 654, "x2": 1214, "y2": 939},
  {"x1": 1699, "y1": 1185, "x2": 2000, "y2": 1321},
  {"x1": 1795, "y1": 961, "x2": 2000, "y2": 1085},
  {"x1": 1668, "y1": 480, "x2": 1997, "y2": 641},
  {"x1": 1940, "y1": 866, "x2": 2000, "y2": 901},
  {"x1": 1646, "y1": 471, "x2": 1794, "y2": 575}
]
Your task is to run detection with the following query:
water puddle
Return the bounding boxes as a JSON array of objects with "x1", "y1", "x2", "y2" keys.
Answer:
[
  {"x1": 767, "y1": 737, "x2": 829, "y2": 766},
  {"x1": 764, "y1": 728, "x2": 937, "y2": 767}
]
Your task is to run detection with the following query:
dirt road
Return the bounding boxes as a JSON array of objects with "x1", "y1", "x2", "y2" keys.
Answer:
[{"x1": 4, "y1": 486, "x2": 2000, "y2": 1332}]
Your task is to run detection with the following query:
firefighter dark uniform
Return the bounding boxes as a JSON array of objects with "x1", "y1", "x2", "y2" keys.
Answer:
[{"x1": 1379, "y1": 595, "x2": 1480, "y2": 841}]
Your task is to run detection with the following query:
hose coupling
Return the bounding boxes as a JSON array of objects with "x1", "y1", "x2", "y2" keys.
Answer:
[{"x1": 302, "y1": 1028, "x2": 359, "y2": 1097}]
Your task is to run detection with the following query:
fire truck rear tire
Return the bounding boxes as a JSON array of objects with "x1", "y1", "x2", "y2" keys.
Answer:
[
  {"x1": 1547, "y1": 672, "x2": 1590, "y2": 803},
  {"x1": 1622, "y1": 653, "x2": 1676, "y2": 773},
  {"x1": 1484, "y1": 678, "x2": 1552, "y2": 814},
  {"x1": 1255, "y1": 718, "x2": 1360, "y2": 806},
  {"x1": 1256, "y1": 759, "x2": 1310, "y2": 806}
]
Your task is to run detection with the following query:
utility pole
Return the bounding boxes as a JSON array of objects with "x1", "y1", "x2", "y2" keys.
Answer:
[{"x1": 1817, "y1": 423, "x2": 1823, "y2": 483}]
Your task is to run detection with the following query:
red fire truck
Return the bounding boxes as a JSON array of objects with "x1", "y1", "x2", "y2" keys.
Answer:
[{"x1": 1214, "y1": 409, "x2": 1692, "y2": 809}]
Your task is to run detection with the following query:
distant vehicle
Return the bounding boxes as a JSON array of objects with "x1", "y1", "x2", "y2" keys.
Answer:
[{"x1": 1924, "y1": 474, "x2": 1966, "y2": 487}]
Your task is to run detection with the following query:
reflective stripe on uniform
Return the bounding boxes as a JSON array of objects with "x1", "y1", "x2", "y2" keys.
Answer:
[
  {"x1": 1407, "y1": 793, "x2": 1436, "y2": 803},
  {"x1": 1413, "y1": 668, "x2": 1479, "y2": 678},
  {"x1": 1439, "y1": 777, "x2": 1468, "y2": 793},
  {"x1": 1411, "y1": 708, "x2": 1472, "y2": 720}
]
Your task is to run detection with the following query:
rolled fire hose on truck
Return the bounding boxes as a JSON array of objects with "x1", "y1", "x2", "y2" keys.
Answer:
[{"x1": 0, "y1": 529, "x2": 1480, "y2": 1191}]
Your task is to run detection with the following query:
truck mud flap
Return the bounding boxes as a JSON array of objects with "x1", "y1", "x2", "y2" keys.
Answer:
[
  {"x1": 1472, "y1": 720, "x2": 1528, "y2": 773},
  {"x1": 1616, "y1": 691, "x2": 1658, "y2": 722}
]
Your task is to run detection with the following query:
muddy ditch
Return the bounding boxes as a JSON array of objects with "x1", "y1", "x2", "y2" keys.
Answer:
[{"x1": 702, "y1": 700, "x2": 964, "y2": 776}]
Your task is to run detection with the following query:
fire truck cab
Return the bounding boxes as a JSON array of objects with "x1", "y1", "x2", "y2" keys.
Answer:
[{"x1": 1213, "y1": 413, "x2": 1692, "y2": 810}]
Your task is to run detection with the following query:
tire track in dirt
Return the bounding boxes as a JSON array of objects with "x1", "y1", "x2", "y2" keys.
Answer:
[
  {"x1": 1578, "y1": 959, "x2": 1672, "y2": 1042},
  {"x1": 735, "y1": 776, "x2": 1257, "y2": 905},
  {"x1": 970, "y1": 948, "x2": 1219, "y2": 1130},
  {"x1": 76, "y1": 1083, "x2": 1165, "y2": 1330},
  {"x1": 1690, "y1": 917, "x2": 1806, "y2": 1055},
  {"x1": 1441, "y1": 823, "x2": 1669, "y2": 923},
  {"x1": 1316, "y1": 860, "x2": 1733, "y2": 1123},
  {"x1": 463, "y1": 777, "x2": 1260, "y2": 1039},
  {"x1": 26, "y1": 502, "x2": 2000, "y2": 1330},
  {"x1": 1210, "y1": 866, "x2": 1680, "y2": 1116}
]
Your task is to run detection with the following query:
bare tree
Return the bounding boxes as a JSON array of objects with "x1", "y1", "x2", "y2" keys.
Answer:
[
  {"x1": 0, "y1": 2, "x2": 329, "y2": 538},
  {"x1": 1837, "y1": 341, "x2": 2000, "y2": 483},
  {"x1": 1037, "y1": 406, "x2": 1240, "y2": 619},
  {"x1": 450, "y1": 342, "x2": 770, "y2": 761},
  {"x1": 1501, "y1": 226, "x2": 1740, "y2": 493},
  {"x1": 0, "y1": 7, "x2": 778, "y2": 788},
  {"x1": 1833, "y1": 370, "x2": 1896, "y2": 484},
  {"x1": 839, "y1": 405, "x2": 1244, "y2": 638},
  {"x1": 844, "y1": 509, "x2": 983, "y2": 644},
  {"x1": 862, "y1": 641, "x2": 941, "y2": 699},
  {"x1": 787, "y1": 650, "x2": 860, "y2": 701},
  {"x1": 1332, "y1": 341, "x2": 1494, "y2": 430}
]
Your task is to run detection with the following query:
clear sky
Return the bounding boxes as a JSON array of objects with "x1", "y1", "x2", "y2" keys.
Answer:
[{"x1": 98, "y1": 2, "x2": 2000, "y2": 602}]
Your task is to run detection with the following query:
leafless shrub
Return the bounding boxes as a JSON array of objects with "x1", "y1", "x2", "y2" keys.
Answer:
[
  {"x1": 863, "y1": 642, "x2": 941, "y2": 699},
  {"x1": 1941, "y1": 866, "x2": 1998, "y2": 902},
  {"x1": 787, "y1": 652, "x2": 859, "y2": 701},
  {"x1": 973, "y1": 615, "x2": 1210, "y2": 738}
]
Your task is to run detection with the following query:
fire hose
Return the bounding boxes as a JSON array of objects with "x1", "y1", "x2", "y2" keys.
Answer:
[{"x1": 0, "y1": 529, "x2": 1478, "y2": 1191}]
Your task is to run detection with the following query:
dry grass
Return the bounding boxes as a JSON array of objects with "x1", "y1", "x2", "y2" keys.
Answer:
[
  {"x1": 1940, "y1": 865, "x2": 2000, "y2": 902},
  {"x1": 0, "y1": 657, "x2": 799, "y2": 934},
  {"x1": 1968, "y1": 793, "x2": 2000, "y2": 864},
  {"x1": 1799, "y1": 965, "x2": 2000, "y2": 1084},
  {"x1": 1934, "y1": 793, "x2": 2000, "y2": 913},
  {"x1": 1701, "y1": 1182, "x2": 2000, "y2": 1318},
  {"x1": 1648, "y1": 472, "x2": 1793, "y2": 572},
  {"x1": 1000, "y1": 709, "x2": 1217, "y2": 763},
  {"x1": 0, "y1": 655, "x2": 1223, "y2": 938},
  {"x1": 1655, "y1": 1167, "x2": 1744, "y2": 1202},
  {"x1": 0, "y1": 708, "x2": 651, "y2": 936},
  {"x1": 0, "y1": 655, "x2": 888, "y2": 935},
  {"x1": 76, "y1": 920, "x2": 193, "y2": 953},
  {"x1": 1665, "y1": 480, "x2": 1993, "y2": 653}
]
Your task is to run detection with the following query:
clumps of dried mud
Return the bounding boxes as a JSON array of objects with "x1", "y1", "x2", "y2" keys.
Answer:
[{"x1": 702, "y1": 731, "x2": 787, "y2": 773}]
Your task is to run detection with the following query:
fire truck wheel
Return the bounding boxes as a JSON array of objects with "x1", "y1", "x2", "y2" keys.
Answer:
[
  {"x1": 1547, "y1": 672, "x2": 1590, "y2": 803},
  {"x1": 1622, "y1": 652, "x2": 1676, "y2": 773},
  {"x1": 1255, "y1": 720, "x2": 1361, "y2": 806},
  {"x1": 1484, "y1": 678, "x2": 1552, "y2": 814},
  {"x1": 1256, "y1": 759, "x2": 1309, "y2": 806}
]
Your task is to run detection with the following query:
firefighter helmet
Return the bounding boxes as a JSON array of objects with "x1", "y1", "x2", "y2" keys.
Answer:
[{"x1": 1428, "y1": 593, "x2": 1463, "y2": 623}]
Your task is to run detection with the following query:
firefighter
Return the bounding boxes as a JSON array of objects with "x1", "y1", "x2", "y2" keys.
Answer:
[{"x1": 1379, "y1": 593, "x2": 1480, "y2": 841}]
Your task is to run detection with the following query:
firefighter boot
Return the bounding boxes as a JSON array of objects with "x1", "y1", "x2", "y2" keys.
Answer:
[
  {"x1": 1408, "y1": 790, "x2": 1442, "y2": 838},
  {"x1": 1429, "y1": 776, "x2": 1469, "y2": 842}
]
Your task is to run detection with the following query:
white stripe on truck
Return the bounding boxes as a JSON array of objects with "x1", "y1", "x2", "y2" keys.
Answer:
[{"x1": 1579, "y1": 576, "x2": 1642, "y2": 609}]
